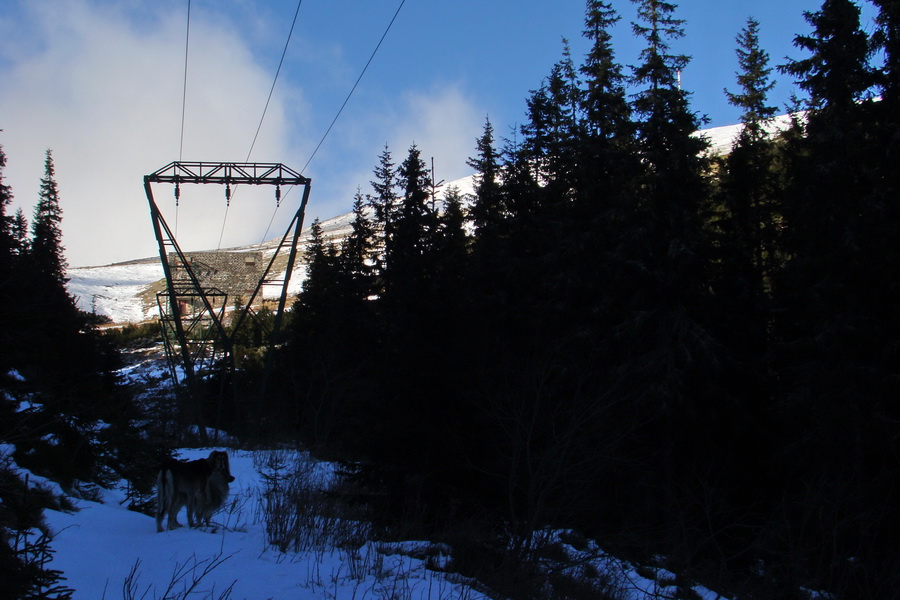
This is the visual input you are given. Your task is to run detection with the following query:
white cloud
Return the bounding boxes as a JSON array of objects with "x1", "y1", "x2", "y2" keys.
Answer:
[
  {"x1": 306, "y1": 83, "x2": 483, "y2": 223},
  {"x1": 0, "y1": 1, "x2": 486, "y2": 267},
  {"x1": 391, "y1": 85, "x2": 484, "y2": 184},
  {"x1": 0, "y1": 0, "x2": 307, "y2": 266}
]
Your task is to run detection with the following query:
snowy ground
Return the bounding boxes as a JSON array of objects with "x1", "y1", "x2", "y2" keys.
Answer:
[
  {"x1": 42, "y1": 448, "x2": 490, "y2": 600},
  {"x1": 34, "y1": 446, "x2": 729, "y2": 600}
]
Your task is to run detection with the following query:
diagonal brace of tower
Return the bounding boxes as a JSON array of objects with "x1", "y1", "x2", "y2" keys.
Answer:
[{"x1": 144, "y1": 161, "x2": 311, "y2": 413}]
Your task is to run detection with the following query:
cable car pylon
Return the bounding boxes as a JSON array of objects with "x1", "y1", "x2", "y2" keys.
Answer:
[{"x1": 144, "y1": 161, "x2": 311, "y2": 440}]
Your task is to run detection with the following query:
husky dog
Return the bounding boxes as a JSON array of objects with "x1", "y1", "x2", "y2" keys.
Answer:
[
  {"x1": 192, "y1": 451, "x2": 234, "y2": 527},
  {"x1": 155, "y1": 450, "x2": 235, "y2": 532}
]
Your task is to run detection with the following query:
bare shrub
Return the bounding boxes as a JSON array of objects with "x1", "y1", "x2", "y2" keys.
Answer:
[
  {"x1": 120, "y1": 554, "x2": 236, "y2": 600},
  {"x1": 254, "y1": 449, "x2": 371, "y2": 554}
]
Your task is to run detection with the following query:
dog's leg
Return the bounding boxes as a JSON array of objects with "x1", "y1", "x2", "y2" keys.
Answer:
[
  {"x1": 166, "y1": 470, "x2": 185, "y2": 530},
  {"x1": 155, "y1": 469, "x2": 166, "y2": 533},
  {"x1": 200, "y1": 483, "x2": 212, "y2": 527},
  {"x1": 186, "y1": 488, "x2": 198, "y2": 527}
]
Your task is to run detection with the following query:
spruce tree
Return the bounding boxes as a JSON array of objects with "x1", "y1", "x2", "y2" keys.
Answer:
[
  {"x1": 774, "y1": 2, "x2": 899, "y2": 590},
  {"x1": 0, "y1": 144, "x2": 14, "y2": 266},
  {"x1": 518, "y1": 41, "x2": 582, "y2": 210},
  {"x1": 776, "y1": 0, "x2": 879, "y2": 385},
  {"x1": 368, "y1": 145, "x2": 398, "y2": 233},
  {"x1": 0, "y1": 143, "x2": 17, "y2": 371},
  {"x1": 31, "y1": 150, "x2": 67, "y2": 286},
  {"x1": 520, "y1": 82, "x2": 553, "y2": 196},
  {"x1": 581, "y1": 1, "x2": 631, "y2": 139},
  {"x1": 12, "y1": 208, "x2": 29, "y2": 257},
  {"x1": 432, "y1": 185, "x2": 469, "y2": 288},
  {"x1": 781, "y1": 0, "x2": 875, "y2": 111},
  {"x1": 716, "y1": 16, "x2": 781, "y2": 327},
  {"x1": 626, "y1": 0, "x2": 709, "y2": 308},
  {"x1": 297, "y1": 218, "x2": 340, "y2": 313},
  {"x1": 707, "y1": 19, "x2": 785, "y2": 560},
  {"x1": 870, "y1": 0, "x2": 900, "y2": 365},
  {"x1": 495, "y1": 125, "x2": 540, "y2": 223},
  {"x1": 627, "y1": 0, "x2": 709, "y2": 276},
  {"x1": 570, "y1": 0, "x2": 636, "y2": 337},
  {"x1": 466, "y1": 117, "x2": 504, "y2": 236},
  {"x1": 873, "y1": 0, "x2": 900, "y2": 102},
  {"x1": 543, "y1": 40, "x2": 582, "y2": 201},
  {"x1": 384, "y1": 144, "x2": 432, "y2": 300},
  {"x1": 606, "y1": 0, "x2": 732, "y2": 566},
  {"x1": 504, "y1": 53, "x2": 583, "y2": 338},
  {"x1": 579, "y1": 0, "x2": 635, "y2": 196},
  {"x1": 340, "y1": 189, "x2": 376, "y2": 302},
  {"x1": 725, "y1": 18, "x2": 778, "y2": 141},
  {"x1": 5, "y1": 148, "x2": 130, "y2": 490},
  {"x1": 367, "y1": 145, "x2": 398, "y2": 286},
  {"x1": 426, "y1": 184, "x2": 472, "y2": 384}
]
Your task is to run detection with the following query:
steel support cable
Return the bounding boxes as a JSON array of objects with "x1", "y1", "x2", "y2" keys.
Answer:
[
  {"x1": 219, "y1": 0, "x2": 303, "y2": 251},
  {"x1": 245, "y1": 0, "x2": 303, "y2": 163},
  {"x1": 176, "y1": 0, "x2": 191, "y2": 238},
  {"x1": 256, "y1": 0, "x2": 406, "y2": 246},
  {"x1": 259, "y1": 203, "x2": 281, "y2": 246},
  {"x1": 178, "y1": 0, "x2": 191, "y2": 162},
  {"x1": 300, "y1": 0, "x2": 407, "y2": 175},
  {"x1": 216, "y1": 202, "x2": 231, "y2": 251}
]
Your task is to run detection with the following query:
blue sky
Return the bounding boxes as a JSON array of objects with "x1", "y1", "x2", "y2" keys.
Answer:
[{"x1": 0, "y1": 0, "x2": 880, "y2": 266}]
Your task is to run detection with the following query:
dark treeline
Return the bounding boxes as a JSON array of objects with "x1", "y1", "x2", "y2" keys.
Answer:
[
  {"x1": 0, "y1": 147, "x2": 140, "y2": 486},
  {"x1": 256, "y1": 0, "x2": 900, "y2": 596},
  {"x1": 0, "y1": 147, "x2": 158, "y2": 598}
]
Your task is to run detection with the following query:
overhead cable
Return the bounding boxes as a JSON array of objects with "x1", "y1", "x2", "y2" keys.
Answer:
[
  {"x1": 176, "y1": 0, "x2": 192, "y2": 237},
  {"x1": 300, "y1": 0, "x2": 407, "y2": 175},
  {"x1": 246, "y1": 0, "x2": 304, "y2": 162},
  {"x1": 178, "y1": 0, "x2": 191, "y2": 161},
  {"x1": 224, "y1": 0, "x2": 303, "y2": 250}
]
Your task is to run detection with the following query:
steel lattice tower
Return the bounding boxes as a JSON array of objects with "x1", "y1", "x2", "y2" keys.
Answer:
[{"x1": 144, "y1": 162, "x2": 310, "y2": 438}]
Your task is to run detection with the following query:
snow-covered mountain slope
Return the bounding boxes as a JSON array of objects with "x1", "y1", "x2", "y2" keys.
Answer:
[
  {"x1": 68, "y1": 175, "x2": 476, "y2": 324},
  {"x1": 696, "y1": 112, "x2": 795, "y2": 155},
  {"x1": 71, "y1": 107, "x2": 796, "y2": 328},
  {"x1": 67, "y1": 201, "x2": 368, "y2": 323}
]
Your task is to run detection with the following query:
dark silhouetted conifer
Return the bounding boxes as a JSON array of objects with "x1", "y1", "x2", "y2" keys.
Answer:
[
  {"x1": 774, "y1": 2, "x2": 900, "y2": 591},
  {"x1": 579, "y1": 0, "x2": 635, "y2": 198},
  {"x1": 873, "y1": 0, "x2": 900, "y2": 102},
  {"x1": 0, "y1": 144, "x2": 14, "y2": 267},
  {"x1": 12, "y1": 208, "x2": 28, "y2": 257},
  {"x1": 0, "y1": 143, "x2": 17, "y2": 372},
  {"x1": 297, "y1": 218, "x2": 340, "y2": 313},
  {"x1": 715, "y1": 16, "x2": 781, "y2": 366},
  {"x1": 781, "y1": 0, "x2": 875, "y2": 110},
  {"x1": 621, "y1": 0, "x2": 711, "y2": 362},
  {"x1": 570, "y1": 0, "x2": 636, "y2": 333},
  {"x1": 366, "y1": 145, "x2": 398, "y2": 287},
  {"x1": 384, "y1": 144, "x2": 433, "y2": 301},
  {"x1": 30, "y1": 150, "x2": 67, "y2": 287},
  {"x1": 466, "y1": 117, "x2": 504, "y2": 237},
  {"x1": 340, "y1": 189, "x2": 376, "y2": 302}
]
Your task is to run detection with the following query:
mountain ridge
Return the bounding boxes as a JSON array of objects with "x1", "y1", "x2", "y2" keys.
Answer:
[
  {"x1": 67, "y1": 116, "x2": 782, "y2": 324},
  {"x1": 67, "y1": 175, "x2": 476, "y2": 323}
]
